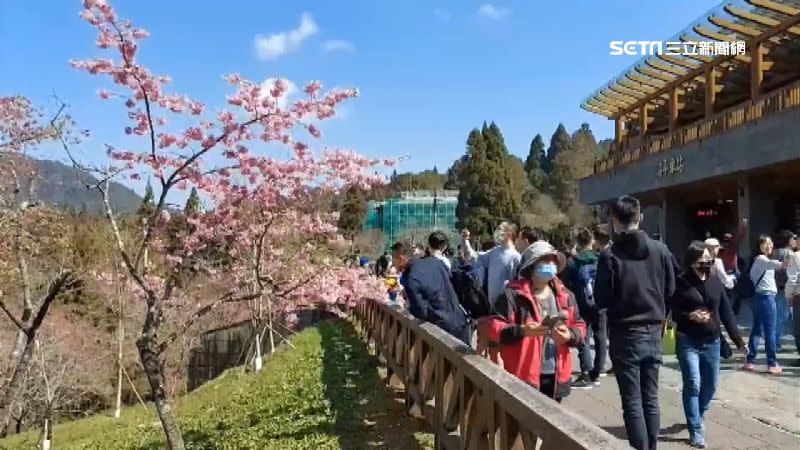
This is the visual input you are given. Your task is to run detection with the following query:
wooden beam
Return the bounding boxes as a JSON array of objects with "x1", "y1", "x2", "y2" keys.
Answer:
[
  {"x1": 597, "y1": 92, "x2": 631, "y2": 108},
  {"x1": 614, "y1": 117, "x2": 623, "y2": 146},
  {"x1": 646, "y1": 58, "x2": 689, "y2": 77},
  {"x1": 691, "y1": 26, "x2": 774, "y2": 67},
  {"x1": 617, "y1": 77, "x2": 657, "y2": 94},
  {"x1": 588, "y1": 98, "x2": 619, "y2": 115},
  {"x1": 746, "y1": 0, "x2": 800, "y2": 16},
  {"x1": 609, "y1": 83, "x2": 651, "y2": 98},
  {"x1": 583, "y1": 104, "x2": 615, "y2": 117},
  {"x1": 658, "y1": 54, "x2": 702, "y2": 70},
  {"x1": 724, "y1": 5, "x2": 800, "y2": 36},
  {"x1": 705, "y1": 67, "x2": 717, "y2": 117},
  {"x1": 708, "y1": 15, "x2": 761, "y2": 37},
  {"x1": 636, "y1": 65, "x2": 678, "y2": 83},
  {"x1": 751, "y1": 42, "x2": 763, "y2": 99},
  {"x1": 600, "y1": 89, "x2": 638, "y2": 103},
  {"x1": 628, "y1": 73, "x2": 666, "y2": 90},
  {"x1": 610, "y1": 12, "x2": 800, "y2": 119}
]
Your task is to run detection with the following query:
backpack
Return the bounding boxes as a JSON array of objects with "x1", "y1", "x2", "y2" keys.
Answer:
[
  {"x1": 774, "y1": 248, "x2": 790, "y2": 289},
  {"x1": 737, "y1": 257, "x2": 766, "y2": 300},
  {"x1": 451, "y1": 265, "x2": 490, "y2": 319},
  {"x1": 576, "y1": 262, "x2": 598, "y2": 313}
]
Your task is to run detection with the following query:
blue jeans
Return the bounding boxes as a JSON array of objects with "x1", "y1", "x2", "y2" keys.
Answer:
[
  {"x1": 747, "y1": 293, "x2": 778, "y2": 367},
  {"x1": 609, "y1": 324, "x2": 662, "y2": 450},
  {"x1": 676, "y1": 333, "x2": 720, "y2": 442},
  {"x1": 775, "y1": 291, "x2": 788, "y2": 342}
]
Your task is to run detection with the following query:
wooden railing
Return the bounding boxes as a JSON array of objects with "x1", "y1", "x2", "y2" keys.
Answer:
[
  {"x1": 352, "y1": 298, "x2": 628, "y2": 450},
  {"x1": 593, "y1": 78, "x2": 800, "y2": 176}
]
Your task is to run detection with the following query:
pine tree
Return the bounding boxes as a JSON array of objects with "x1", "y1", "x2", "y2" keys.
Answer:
[
  {"x1": 456, "y1": 124, "x2": 522, "y2": 240},
  {"x1": 544, "y1": 123, "x2": 571, "y2": 175},
  {"x1": 524, "y1": 134, "x2": 547, "y2": 191},
  {"x1": 444, "y1": 155, "x2": 468, "y2": 190},
  {"x1": 337, "y1": 186, "x2": 368, "y2": 239},
  {"x1": 184, "y1": 187, "x2": 201, "y2": 215},
  {"x1": 137, "y1": 178, "x2": 155, "y2": 219},
  {"x1": 550, "y1": 123, "x2": 598, "y2": 219},
  {"x1": 432, "y1": 165, "x2": 439, "y2": 175}
]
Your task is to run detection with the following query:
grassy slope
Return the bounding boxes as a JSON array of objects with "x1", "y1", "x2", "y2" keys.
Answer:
[{"x1": 0, "y1": 320, "x2": 434, "y2": 450}]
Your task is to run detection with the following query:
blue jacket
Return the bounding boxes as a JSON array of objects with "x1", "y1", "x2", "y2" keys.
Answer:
[{"x1": 401, "y1": 257, "x2": 468, "y2": 339}]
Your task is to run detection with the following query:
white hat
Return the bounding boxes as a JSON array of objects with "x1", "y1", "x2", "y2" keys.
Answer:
[
  {"x1": 704, "y1": 238, "x2": 720, "y2": 247},
  {"x1": 518, "y1": 241, "x2": 563, "y2": 275}
]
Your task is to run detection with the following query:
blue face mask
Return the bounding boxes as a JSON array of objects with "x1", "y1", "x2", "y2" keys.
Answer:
[{"x1": 535, "y1": 262, "x2": 557, "y2": 281}]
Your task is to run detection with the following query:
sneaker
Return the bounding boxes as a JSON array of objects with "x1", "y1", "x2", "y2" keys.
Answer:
[
  {"x1": 689, "y1": 430, "x2": 706, "y2": 449},
  {"x1": 742, "y1": 362, "x2": 756, "y2": 371},
  {"x1": 572, "y1": 374, "x2": 593, "y2": 389},
  {"x1": 768, "y1": 365, "x2": 783, "y2": 375}
]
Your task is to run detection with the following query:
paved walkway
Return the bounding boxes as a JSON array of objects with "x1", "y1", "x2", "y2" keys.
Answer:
[{"x1": 564, "y1": 301, "x2": 800, "y2": 449}]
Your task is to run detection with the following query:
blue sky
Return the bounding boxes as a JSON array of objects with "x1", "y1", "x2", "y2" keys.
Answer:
[{"x1": 0, "y1": 0, "x2": 720, "y2": 195}]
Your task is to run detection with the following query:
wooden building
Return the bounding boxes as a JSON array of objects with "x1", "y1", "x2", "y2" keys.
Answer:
[{"x1": 579, "y1": 0, "x2": 800, "y2": 260}]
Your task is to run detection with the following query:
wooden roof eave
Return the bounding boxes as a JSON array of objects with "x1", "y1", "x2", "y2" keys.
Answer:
[
  {"x1": 724, "y1": 4, "x2": 800, "y2": 36},
  {"x1": 746, "y1": 0, "x2": 800, "y2": 17}
]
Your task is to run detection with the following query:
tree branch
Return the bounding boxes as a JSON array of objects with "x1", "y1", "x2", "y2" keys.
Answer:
[
  {"x1": 0, "y1": 293, "x2": 24, "y2": 331},
  {"x1": 156, "y1": 290, "x2": 264, "y2": 355},
  {"x1": 27, "y1": 271, "x2": 74, "y2": 338}
]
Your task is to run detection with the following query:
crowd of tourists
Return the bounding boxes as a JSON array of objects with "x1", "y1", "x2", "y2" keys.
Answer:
[{"x1": 376, "y1": 194, "x2": 799, "y2": 450}]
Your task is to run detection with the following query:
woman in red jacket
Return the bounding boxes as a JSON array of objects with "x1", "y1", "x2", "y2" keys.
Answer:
[{"x1": 482, "y1": 241, "x2": 586, "y2": 402}]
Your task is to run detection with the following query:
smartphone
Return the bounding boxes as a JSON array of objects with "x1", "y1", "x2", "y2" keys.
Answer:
[{"x1": 541, "y1": 314, "x2": 566, "y2": 329}]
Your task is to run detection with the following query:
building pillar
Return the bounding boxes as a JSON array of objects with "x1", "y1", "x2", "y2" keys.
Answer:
[
  {"x1": 640, "y1": 103, "x2": 649, "y2": 136},
  {"x1": 751, "y1": 42, "x2": 763, "y2": 100},
  {"x1": 668, "y1": 87, "x2": 679, "y2": 132},
  {"x1": 664, "y1": 193, "x2": 688, "y2": 263},
  {"x1": 705, "y1": 67, "x2": 716, "y2": 118},
  {"x1": 737, "y1": 177, "x2": 752, "y2": 259}
]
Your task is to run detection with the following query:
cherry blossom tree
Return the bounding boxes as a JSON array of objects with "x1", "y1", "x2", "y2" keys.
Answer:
[
  {"x1": 66, "y1": 1, "x2": 390, "y2": 447},
  {"x1": 0, "y1": 97, "x2": 81, "y2": 437}
]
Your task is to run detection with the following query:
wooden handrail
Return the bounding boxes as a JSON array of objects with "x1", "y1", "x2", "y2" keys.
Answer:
[
  {"x1": 592, "y1": 77, "x2": 800, "y2": 176},
  {"x1": 352, "y1": 298, "x2": 629, "y2": 450}
]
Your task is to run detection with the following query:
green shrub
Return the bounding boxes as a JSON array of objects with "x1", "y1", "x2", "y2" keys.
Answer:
[{"x1": 0, "y1": 320, "x2": 433, "y2": 450}]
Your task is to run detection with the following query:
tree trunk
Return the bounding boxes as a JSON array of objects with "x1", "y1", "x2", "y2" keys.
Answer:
[
  {"x1": 253, "y1": 331, "x2": 263, "y2": 372},
  {"x1": 10, "y1": 252, "x2": 33, "y2": 361},
  {"x1": 39, "y1": 411, "x2": 51, "y2": 450},
  {"x1": 266, "y1": 298, "x2": 275, "y2": 354},
  {"x1": 114, "y1": 316, "x2": 124, "y2": 419},
  {"x1": 0, "y1": 273, "x2": 68, "y2": 437},
  {"x1": 39, "y1": 419, "x2": 50, "y2": 450},
  {"x1": 137, "y1": 334, "x2": 185, "y2": 450},
  {"x1": 1, "y1": 331, "x2": 36, "y2": 436}
]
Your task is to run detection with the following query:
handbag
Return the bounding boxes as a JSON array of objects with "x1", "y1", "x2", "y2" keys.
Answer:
[
  {"x1": 662, "y1": 321, "x2": 676, "y2": 356},
  {"x1": 786, "y1": 252, "x2": 800, "y2": 305}
]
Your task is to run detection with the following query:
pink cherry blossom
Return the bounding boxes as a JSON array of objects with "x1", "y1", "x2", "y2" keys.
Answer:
[{"x1": 67, "y1": 1, "x2": 393, "y2": 444}]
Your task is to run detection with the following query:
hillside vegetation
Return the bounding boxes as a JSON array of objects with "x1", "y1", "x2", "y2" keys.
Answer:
[{"x1": 0, "y1": 320, "x2": 433, "y2": 450}]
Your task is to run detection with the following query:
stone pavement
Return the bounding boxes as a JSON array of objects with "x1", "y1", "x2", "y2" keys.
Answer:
[{"x1": 563, "y1": 301, "x2": 800, "y2": 450}]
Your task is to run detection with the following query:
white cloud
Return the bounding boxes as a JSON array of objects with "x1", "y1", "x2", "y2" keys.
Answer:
[
  {"x1": 260, "y1": 78, "x2": 298, "y2": 109},
  {"x1": 434, "y1": 8, "x2": 452, "y2": 23},
  {"x1": 254, "y1": 13, "x2": 318, "y2": 61},
  {"x1": 321, "y1": 39, "x2": 355, "y2": 53},
  {"x1": 477, "y1": 4, "x2": 509, "y2": 20}
]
